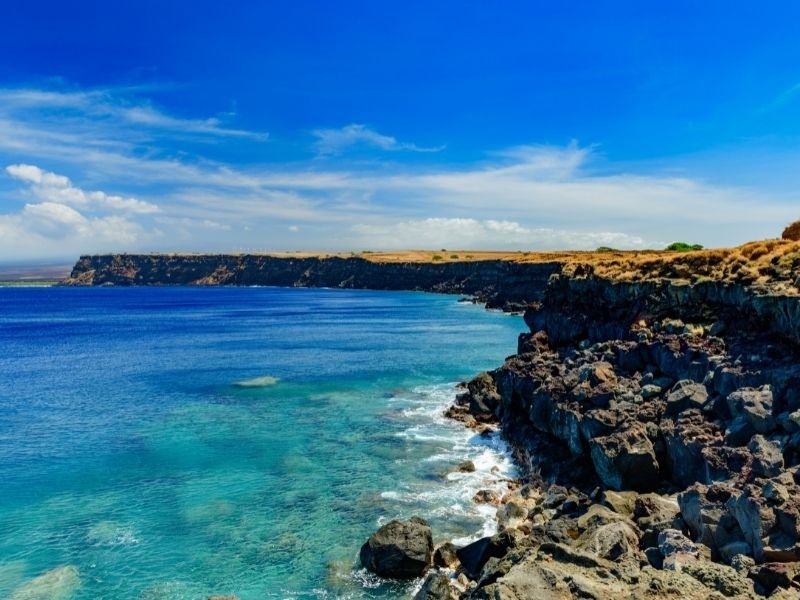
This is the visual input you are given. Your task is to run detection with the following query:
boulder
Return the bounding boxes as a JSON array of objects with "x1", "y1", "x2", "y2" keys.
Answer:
[
  {"x1": 658, "y1": 528, "x2": 699, "y2": 559},
  {"x1": 749, "y1": 435, "x2": 784, "y2": 479},
  {"x1": 455, "y1": 460, "x2": 476, "y2": 473},
  {"x1": 578, "y1": 519, "x2": 641, "y2": 562},
  {"x1": 456, "y1": 530, "x2": 522, "y2": 580},
  {"x1": 665, "y1": 380, "x2": 709, "y2": 416},
  {"x1": 466, "y1": 372, "x2": 502, "y2": 418},
  {"x1": 433, "y1": 542, "x2": 461, "y2": 570},
  {"x1": 602, "y1": 490, "x2": 638, "y2": 517},
  {"x1": 678, "y1": 484, "x2": 747, "y2": 560},
  {"x1": 413, "y1": 572, "x2": 459, "y2": 600},
  {"x1": 661, "y1": 413, "x2": 723, "y2": 487},
  {"x1": 635, "y1": 494, "x2": 684, "y2": 548},
  {"x1": 589, "y1": 423, "x2": 660, "y2": 491},
  {"x1": 749, "y1": 561, "x2": 800, "y2": 594},
  {"x1": 360, "y1": 517, "x2": 433, "y2": 578},
  {"x1": 727, "y1": 387, "x2": 776, "y2": 434}
]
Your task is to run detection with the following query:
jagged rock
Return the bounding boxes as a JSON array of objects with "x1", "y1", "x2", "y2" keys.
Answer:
[
  {"x1": 465, "y1": 372, "x2": 502, "y2": 419},
  {"x1": 472, "y1": 489, "x2": 501, "y2": 505},
  {"x1": 589, "y1": 422, "x2": 660, "y2": 491},
  {"x1": 665, "y1": 380, "x2": 709, "y2": 416},
  {"x1": 359, "y1": 516, "x2": 433, "y2": 578},
  {"x1": 641, "y1": 383, "x2": 663, "y2": 399},
  {"x1": 662, "y1": 413, "x2": 724, "y2": 487},
  {"x1": 727, "y1": 387, "x2": 776, "y2": 434},
  {"x1": 456, "y1": 460, "x2": 476, "y2": 473},
  {"x1": 413, "y1": 572, "x2": 459, "y2": 600},
  {"x1": 578, "y1": 519, "x2": 641, "y2": 562},
  {"x1": 658, "y1": 528, "x2": 699, "y2": 564},
  {"x1": 678, "y1": 484, "x2": 747, "y2": 560},
  {"x1": 433, "y1": 542, "x2": 461, "y2": 570},
  {"x1": 749, "y1": 435, "x2": 784, "y2": 479},
  {"x1": 456, "y1": 530, "x2": 522, "y2": 580},
  {"x1": 635, "y1": 494, "x2": 684, "y2": 548},
  {"x1": 497, "y1": 500, "x2": 529, "y2": 531},
  {"x1": 602, "y1": 490, "x2": 638, "y2": 517},
  {"x1": 749, "y1": 561, "x2": 800, "y2": 594}
]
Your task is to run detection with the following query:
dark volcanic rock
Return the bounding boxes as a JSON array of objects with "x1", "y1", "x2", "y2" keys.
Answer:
[
  {"x1": 589, "y1": 423, "x2": 660, "y2": 491},
  {"x1": 360, "y1": 517, "x2": 433, "y2": 578},
  {"x1": 413, "y1": 572, "x2": 458, "y2": 600}
]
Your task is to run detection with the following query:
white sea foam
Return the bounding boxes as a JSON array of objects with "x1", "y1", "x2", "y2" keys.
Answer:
[
  {"x1": 380, "y1": 382, "x2": 518, "y2": 546},
  {"x1": 233, "y1": 375, "x2": 280, "y2": 388}
]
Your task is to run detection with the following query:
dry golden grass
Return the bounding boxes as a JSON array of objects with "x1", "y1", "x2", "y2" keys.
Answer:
[
  {"x1": 346, "y1": 240, "x2": 800, "y2": 293},
  {"x1": 149, "y1": 239, "x2": 800, "y2": 293}
]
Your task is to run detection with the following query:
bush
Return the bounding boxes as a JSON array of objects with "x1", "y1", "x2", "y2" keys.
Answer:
[
  {"x1": 432, "y1": 254, "x2": 443, "y2": 261},
  {"x1": 782, "y1": 220, "x2": 800, "y2": 241},
  {"x1": 450, "y1": 254, "x2": 459, "y2": 259},
  {"x1": 596, "y1": 246, "x2": 618, "y2": 252},
  {"x1": 666, "y1": 242, "x2": 704, "y2": 252}
]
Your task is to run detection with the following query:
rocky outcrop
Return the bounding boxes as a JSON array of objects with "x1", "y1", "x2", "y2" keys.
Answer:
[
  {"x1": 431, "y1": 266, "x2": 800, "y2": 598},
  {"x1": 62, "y1": 254, "x2": 562, "y2": 309},
  {"x1": 360, "y1": 516, "x2": 434, "y2": 578}
]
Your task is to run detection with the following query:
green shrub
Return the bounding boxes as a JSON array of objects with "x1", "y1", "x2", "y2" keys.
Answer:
[
  {"x1": 596, "y1": 246, "x2": 618, "y2": 252},
  {"x1": 450, "y1": 254, "x2": 459, "y2": 259},
  {"x1": 666, "y1": 242, "x2": 704, "y2": 252},
  {"x1": 432, "y1": 254, "x2": 443, "y2": 261}
]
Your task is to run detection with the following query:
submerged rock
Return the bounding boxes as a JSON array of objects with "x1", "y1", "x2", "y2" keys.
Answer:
[
  {"x1": 360, "y1": 516, "x2": 433, "y2": 578},
  {"x1": 9, "y1": 566, "x2": 80, "y2": 600}
]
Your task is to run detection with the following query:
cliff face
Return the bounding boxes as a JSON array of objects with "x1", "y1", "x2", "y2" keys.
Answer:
[
  {"x1": 63, "y1": 254, "x2": 563, "y2": 308},
  {"x1": 443, "y1": 273, "x2": 800, "y2": 597}
]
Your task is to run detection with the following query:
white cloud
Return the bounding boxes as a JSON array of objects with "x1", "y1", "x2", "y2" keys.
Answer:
[
  {"x1": 6, "y1": 164, "x2": 159, "y2": 214},
  {"x1": 312, "y1": 124, "x2": 444, "y2": 155},
  {"x1": 0, "y1": 83, "x2": 798, "y2": 258},
  {"x1": 0, "y1": 88, "x2": 267, "y2": 140},
  {"x1": 0, "y1": 164, "x2": 160, "y2": 258},
  {"x1": 351, "y1": 218, "x2": 651, "y2": 250}
]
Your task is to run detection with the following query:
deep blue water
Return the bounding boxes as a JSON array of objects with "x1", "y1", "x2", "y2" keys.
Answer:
[{"x1": 0, "y1": 287, "x2": 523, "y2": 599}]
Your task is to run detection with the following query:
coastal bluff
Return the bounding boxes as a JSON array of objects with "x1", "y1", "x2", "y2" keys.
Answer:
[{"x1": 62, "y1": 253, "x2": 564, "y2": 309}]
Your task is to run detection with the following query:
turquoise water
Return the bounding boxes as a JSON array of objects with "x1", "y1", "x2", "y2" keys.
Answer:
[{"x1": 0, "y1": 287, "x2": 523, "y2": 599}]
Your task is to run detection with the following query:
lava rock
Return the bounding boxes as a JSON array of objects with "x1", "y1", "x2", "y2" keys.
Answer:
[{"x1": 360, "y1": 516, "x2": 433, "y2": 578}]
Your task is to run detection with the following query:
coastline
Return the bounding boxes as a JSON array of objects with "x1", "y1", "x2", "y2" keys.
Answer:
[{"x1": 57, "y1": 243, "x2": 800, "y2": 597}]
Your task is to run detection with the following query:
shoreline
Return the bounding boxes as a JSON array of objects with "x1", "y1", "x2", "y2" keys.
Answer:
[{"x1": 401, "y1": 272, "x2": 800, "y2": 598}]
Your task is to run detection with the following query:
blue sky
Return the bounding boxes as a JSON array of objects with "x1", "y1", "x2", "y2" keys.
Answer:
[{"x1": 0, "y1": 1, "x2": 799, "y2": 259}]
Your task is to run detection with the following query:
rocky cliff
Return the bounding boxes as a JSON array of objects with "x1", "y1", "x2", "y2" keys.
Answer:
[
  {"x1": 62, "y1": 253, "x2": 563, "y2": 308},
  {"x1": 418, "y1": 245, "x2": 800, "y2": 599}
]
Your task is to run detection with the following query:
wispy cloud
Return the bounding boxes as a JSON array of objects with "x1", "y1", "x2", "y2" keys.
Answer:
[
  {"x1": 311, "y1": 124, "x2": 444, "y2": 155},
  {"x1": 0, "y1": 84, "x2": 797, "y2": 259},
  {"x1": 351, "y1": 218, "x2": 651, "y2": 250},
  {"x1": 0, "y1": 87, "x2": 268, "y2": 142},
  {"x1": 759, "y1": 82, "x2": 800, "y2": 114}
]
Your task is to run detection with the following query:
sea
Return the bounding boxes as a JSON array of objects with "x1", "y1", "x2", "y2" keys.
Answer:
[{"x1": 0, "y1": 286, "x2": 524, "y2": 599}]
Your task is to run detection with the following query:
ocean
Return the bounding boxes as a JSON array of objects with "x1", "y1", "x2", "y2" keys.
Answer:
[{"x1": 0, "y1": 286, "x2": 524, "y2": 599}]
